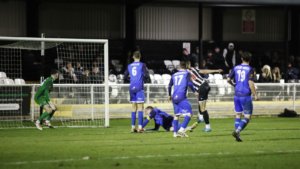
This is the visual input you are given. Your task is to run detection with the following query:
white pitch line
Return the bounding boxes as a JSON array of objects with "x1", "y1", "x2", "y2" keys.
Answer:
[
  {"x1": 4, "y1": 158, "x2": 77, "y2": 165},
  {"x1": 3, "y1": 149, "x2": 300, "y2": 165}
]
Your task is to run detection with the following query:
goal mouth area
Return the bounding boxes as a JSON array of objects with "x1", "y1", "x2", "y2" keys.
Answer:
[{"x1": 0, "y1": 36, "x2": 110, "y2": 128}]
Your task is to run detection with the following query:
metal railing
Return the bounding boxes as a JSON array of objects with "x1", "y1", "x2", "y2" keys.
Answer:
[{"x1": 0, "y1": 83, "x2": 299, "y2": 124}]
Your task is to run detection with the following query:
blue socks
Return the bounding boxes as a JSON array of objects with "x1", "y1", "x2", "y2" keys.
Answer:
[
  {"x1": 173, "y1": 119, "x2": 179, "y2": 133},
  {"x1": 235, "y1": 118, "x2": 241, "y2": 129},
  {"x1": 181, "y1": 116, "x2": 191, "y2": 129},
  {"x1": 237, "y1": 118, "x2": 250, "y2": 132},
  {"x1": 138, "y1": 111, "x2": 143, "y2": 127},
  {"x1": 131, "y1": 112, "x2": 136, "y2": 127},
  {"x1": 142, "y1": 119, "x2": 149, "y2": 128}
]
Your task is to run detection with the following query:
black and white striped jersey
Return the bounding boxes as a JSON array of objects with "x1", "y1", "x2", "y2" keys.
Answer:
[{"x1": 189, "y1": 67, "x2": 208, "y2": 91}]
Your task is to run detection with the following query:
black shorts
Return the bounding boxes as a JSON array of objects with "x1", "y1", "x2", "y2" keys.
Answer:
[
  {"x1": 198, "y1": 82, "x2": 211, "y2": 101},
  {"x1": 162, "y1": 116, "x2": 174, "y2": 131}
]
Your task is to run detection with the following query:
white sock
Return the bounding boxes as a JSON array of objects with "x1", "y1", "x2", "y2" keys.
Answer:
[
  {"x1": 198, "y1": 114, "x2": 204, "y2": 122},
  {"x1": 131, "y1": 125, "x2": 135, "y2": 129},
  {"x1": 205, "y1": 124, "x2": 211, "y2": 129},
  {"x1": 178, "y1": 127, "x2": 185, "y2": 132},
  {"x1": 138, "y1": 125, "x2": 142, "y2": 129}
]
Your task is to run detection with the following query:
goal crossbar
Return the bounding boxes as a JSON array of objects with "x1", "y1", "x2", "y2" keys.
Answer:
[{"x1": 0, "y1": 36, "x2": 108, "y2": 43}]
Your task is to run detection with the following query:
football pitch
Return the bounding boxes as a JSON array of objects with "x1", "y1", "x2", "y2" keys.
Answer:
[{"x1": 0, "y1": 117, "x2": 299, "y2": 169}]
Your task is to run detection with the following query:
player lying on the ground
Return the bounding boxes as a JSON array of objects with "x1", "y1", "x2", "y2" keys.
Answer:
[
  {"x1": 227, "y1": 52, "x2": 258, "y2": 142},
  {"x1": 34, "y1": 69, "x2": 59, "y2": 130},
  {"x1": 142, "y1": 106, "x2": 174, "y2": 132},
  {"x1": 186, "y1": 61, "x2": 223, "y2": 132}
]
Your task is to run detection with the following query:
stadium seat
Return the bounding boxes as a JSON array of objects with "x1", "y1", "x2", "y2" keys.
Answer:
[
  {"x1": 149, "y1": 74, "x2": 154, "y2": 83},
  {"x1": 214, "y1": 74, "x2": 223, "y2": 80},
  {"x1": 164, "y1": 60, "x2": 172, "y2": 67},
  {"x1": 0, "y1": 72, "x2": 7, "y2": 79},
  {"x1": 172, "y1": 60, "x2": 180, "y2": 68},
  {"x1": 109, "y1": 74, "x2": 118, "y2": 98},
  {"x1": 14, "y1": 78, "x2": 26, "y2": 84},
  {"x1": 111, "y1": 59, "x2": 120, "y2": 66},
  {"x1": 208, "y1": 74, "x2": 215, "y2": 83},
  {"x1": 153, "y1": 74, "x2": 163, "y2": 84},
  {"x1": 148, "y1": 69, "x2": 155, "y2": 75},
  {"x1": 3, "y1": 79, "x2": 14, "y2": 85},
  {"x1": 116, "y1": 74, "x2": 124, "y2": 83},
  {"x1": 215, "y1": 79, "x2": 225, "y2": 95},
  {"x1": 109, "y1": 74, "x2": 117, "y2": 83},
  {"x1": 162, "y1": 74, "x2": 171, "y2": 85}
]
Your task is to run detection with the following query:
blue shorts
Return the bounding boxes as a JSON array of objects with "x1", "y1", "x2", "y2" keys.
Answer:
[
  {"x1": 130, "y1": 90, "x2": 144, "y2": 103},
  {"x1": 173, "y1": 99, "x2": 193, "y2": 116},
  {"x1": 234, "y1": 96, "x2": 253, "y2": 115}
]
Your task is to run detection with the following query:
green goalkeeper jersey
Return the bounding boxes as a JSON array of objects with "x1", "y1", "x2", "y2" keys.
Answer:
[{"x1": 34, "y1": 76, "x2": 54, "y2": 103}]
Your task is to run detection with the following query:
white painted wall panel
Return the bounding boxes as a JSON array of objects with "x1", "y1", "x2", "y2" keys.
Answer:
[
  {"x1": 39, "y1": 2, "x2": 125, "y2": 39},
  {"x1": 136, "y1": 5, "x2": 199, "y2": 40}
]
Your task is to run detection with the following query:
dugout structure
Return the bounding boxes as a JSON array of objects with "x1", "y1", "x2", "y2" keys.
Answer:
[{"x1": 0, "y1": 36, "x2": 109, "y2": 128}]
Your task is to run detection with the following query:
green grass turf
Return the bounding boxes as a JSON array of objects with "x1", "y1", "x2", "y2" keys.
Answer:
[{"x1": 0, "y1": 117, "x2": 300, "y2": 169}]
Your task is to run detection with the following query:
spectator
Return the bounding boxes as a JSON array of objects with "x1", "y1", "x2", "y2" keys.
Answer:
[
  {"x1": 212, "y1": 46, "x2": 227, "y2": 72},
  {"x1": 90, "y1": 61, "x2": 103, "y2": 83},
  {"x1": 181, "y1": 48, "x2": 191, "y2": 62},
  {"x1": 191, "y1": 47, "x2": 200, "y2": 68},
  {"x1": 223, "y1": 42, "x2": 238, "y2": 71},
  {"x1": 74, "y1": 62, "x2": 84, "y2": 80},
  {"x1": 80, "y1": 69, "x2": 91, "y2": 83},
  {"x1": 258, "y1": 65, "x2": 273, "y2": 83},
  {"x1": 272, "y1": 67, "x2": 281, "y2": 83},
  {"x1": 198, "y1": 59, "x2": 210, "y2": 79},
  {"x1": 205, "y1": 50, "x2": 214, "y2": 69},
  {"x1": 62, "y1": 62, "x2": 78, "y2": 83},
  {"x1": 285, "y1": 62, "x2": 299, "y2": 82},
  {"x1": 252, "y1": 68, "x2": 259, "y2": 82}
]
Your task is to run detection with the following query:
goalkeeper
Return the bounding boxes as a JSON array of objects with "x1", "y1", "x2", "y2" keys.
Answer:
[{"x1": 34, "y1": 69, "x2": 59, "y2": 130}]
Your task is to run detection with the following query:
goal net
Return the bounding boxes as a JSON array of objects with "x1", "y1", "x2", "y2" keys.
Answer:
[{"x1": 0, "y1": 36, "x2": 109, "y2": 128}]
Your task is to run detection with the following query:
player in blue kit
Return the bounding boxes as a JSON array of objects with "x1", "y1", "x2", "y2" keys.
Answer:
[
  {"x1": 124, "y1": 51, "x2": 149, "y2": 133},
  {"x1": 142, "y1": 106, "x2": 174, "y2": 131},
  {"x1": 227, "y1": 52, "x2": 258, "y2": 142},
  {"x1": 168, "y1": 61, "x2": 195, "y2": 137}
]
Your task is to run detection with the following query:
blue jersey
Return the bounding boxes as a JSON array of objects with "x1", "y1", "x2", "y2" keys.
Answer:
[
  {"x1": 149, "y1": 108, "x2": 172, "y2": 126},
  {"x1": 168, "y1": 70, "x2": 194, "y2": 103},
  {"x1": 124, "y1": 61, "x2": 148, "y2": 92},
  {"x1": 229, "y1": 64, "x2": 254, "y2": 97}
]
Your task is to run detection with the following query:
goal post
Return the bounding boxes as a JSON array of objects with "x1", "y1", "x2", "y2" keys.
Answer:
[{"x1": 0, "y1": 36, "x2": 109, "y2": 128}]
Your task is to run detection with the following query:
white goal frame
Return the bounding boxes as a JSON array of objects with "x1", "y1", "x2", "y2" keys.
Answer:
[{"x1": 0, "y1": 36, "x2": 110, "y2": 127}]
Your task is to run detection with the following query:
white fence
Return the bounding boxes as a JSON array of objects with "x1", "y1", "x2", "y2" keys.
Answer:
[{"x1": 0, "y1": 83, "x2": 299, "y2": 127}]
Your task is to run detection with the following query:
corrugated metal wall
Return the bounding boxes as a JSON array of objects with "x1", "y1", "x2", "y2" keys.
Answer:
[
  {"x1": 136, "y1": 5, "x2": 199, "y2": 40},
  {"x1": 39, "y1": 2, "x2": 125, "y2": 39},
  {"x1": 223, "y1": 8, "x2": 285, "y2": 41},
  {"x1": 202, "y1": 7, "x2": 212, "y2": 40},
  {"x1": 0, "y1": 0, "x2": 26, "y2": 36}
]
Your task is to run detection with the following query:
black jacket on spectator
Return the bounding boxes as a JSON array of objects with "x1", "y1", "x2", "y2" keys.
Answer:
[
  {"x1": 213, "y1": 53, "x2": 227, "y2": 71},
  {"x1": 285, "y1": 67, "x2": 299, "y2": 82}
]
